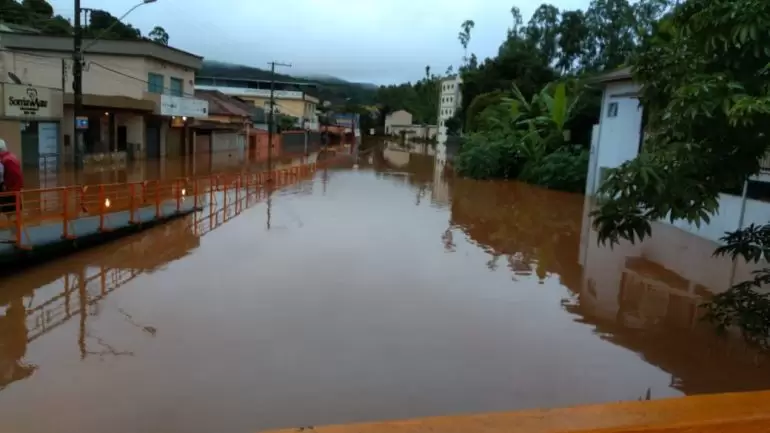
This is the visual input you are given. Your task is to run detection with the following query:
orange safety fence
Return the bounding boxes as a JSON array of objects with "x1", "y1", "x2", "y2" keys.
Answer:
[{"x1": 0, "y1": 154, "x2": 348, "y2": 250}]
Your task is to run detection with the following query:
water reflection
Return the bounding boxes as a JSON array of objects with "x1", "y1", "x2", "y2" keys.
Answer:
[
  {"x1": 22, "y1": 150, "x2": 332, "y2": 189},
  {"x1": 375, "y1": 140, "x2": 770, "y2": 395},
  {"x1": 0, "y1": 168, "x2": 305, "y2": 391},
  {"x1": 0, "y1": 216, "x2": 197, "y2": 389}
]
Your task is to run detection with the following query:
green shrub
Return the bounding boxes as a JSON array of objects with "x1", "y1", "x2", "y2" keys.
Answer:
[
  {"x1": 520, "y1": 146, "x2": 588, "y2": 193},
  {"x1": 454, "y1": 133, "x2": 525, "y2": 180}
]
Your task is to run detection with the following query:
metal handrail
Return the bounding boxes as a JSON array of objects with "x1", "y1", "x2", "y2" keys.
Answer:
[{"x1": 0, "y1": 156, "x2": 344, "y2": 249}]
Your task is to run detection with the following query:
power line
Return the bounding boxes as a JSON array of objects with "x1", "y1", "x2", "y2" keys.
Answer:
[{"x1": 0, "y1": 48, "x2": 196, "y2": 97}]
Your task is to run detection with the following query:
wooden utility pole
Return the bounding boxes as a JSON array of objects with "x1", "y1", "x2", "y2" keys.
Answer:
[
  {"x1": 73, "y1": 0, "x2": 84, "y2": 169},
  {"x1": 266, "y1": 61, "x2": 291, "y2": 181}
]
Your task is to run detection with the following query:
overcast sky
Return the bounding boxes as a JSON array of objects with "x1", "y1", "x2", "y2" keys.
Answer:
[{"x1": 49, "y1": 0, "x2": 590, "y2": 85}]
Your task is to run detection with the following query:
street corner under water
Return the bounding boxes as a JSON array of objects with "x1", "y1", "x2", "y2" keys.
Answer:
[{"x1": 1, "y1": 142, "x2": 770, "y2": 433}]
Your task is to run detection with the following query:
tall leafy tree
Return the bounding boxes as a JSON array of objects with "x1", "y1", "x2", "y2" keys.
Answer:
[
  {"x1": 555, "y1": 10, "x2": 589, "y2": 74},
  {"x1": 149, "y1": 26, "x2": 170, "y2": 45},
  {"x1": 509, "y1": 6, "x2": 524, "y2": 36},
  {"x1": 21, "y1": 0, "x2": 52, "y2": 17},
  {"x1": 85, "y1": 9, "x2": 142, "y2": 39},
  {"x1": 524, "y1": 4, "x2": 561, "y2": 64},
  {"x1": 591, "y1": 0, "x2": 770, "y2": 346},
  {"x1": 458, "y1": 19, "x2": 475, "y2": 64}
]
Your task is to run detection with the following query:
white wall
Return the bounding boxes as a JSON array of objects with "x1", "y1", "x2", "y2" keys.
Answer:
[
  {"x1": 580, "y1": 197, "x2": 765, "y2": 318},
  {"x1": 669, "y1": 193, "x2": 770, "y2": 244},
  {"x1": 592, "y1": 81, "x2": 643, "y2": 194}
]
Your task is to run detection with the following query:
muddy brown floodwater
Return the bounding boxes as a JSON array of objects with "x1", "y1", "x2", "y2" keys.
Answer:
[{"x1": 1, "y1": 144, "x2": 770, "y2": 433}]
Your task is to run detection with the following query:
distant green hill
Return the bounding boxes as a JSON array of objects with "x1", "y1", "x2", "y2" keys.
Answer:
[{"x1": 198, "y1": 61, "x2": 377, "y2": 106}]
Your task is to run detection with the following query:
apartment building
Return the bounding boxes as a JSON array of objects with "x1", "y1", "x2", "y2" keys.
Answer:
[
  {"x1": 195, "y1": 76, "x2": 320, "y2": 131},
  {"x1": 0, "y1": 32, "x2": 208, "y2": 167},
  {"x1": 437, "y1": 75, "x2": 462, "y2": 142}
]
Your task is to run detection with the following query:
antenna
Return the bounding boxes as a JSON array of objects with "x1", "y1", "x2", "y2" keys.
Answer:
[{"x1": 7, "y1": 72, "x2": 22, "y2": 85}]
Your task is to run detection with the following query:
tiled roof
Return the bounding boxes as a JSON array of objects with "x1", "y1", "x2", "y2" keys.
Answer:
[
  {"x1": 194, "y1": 89, "x2": 252, "y2": 117},
  {"x1": 591, "y1": 66, "x2": 633, "y2": 84}
]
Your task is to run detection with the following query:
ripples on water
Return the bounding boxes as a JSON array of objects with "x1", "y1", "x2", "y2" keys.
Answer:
[{"x1": 1, "y1": 142, "x2": 769, "y2": 433}]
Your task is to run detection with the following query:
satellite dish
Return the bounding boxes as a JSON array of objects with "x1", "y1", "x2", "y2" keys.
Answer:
[{"x1": 7, "y1": 72, "x2": 22, "y2": 85}]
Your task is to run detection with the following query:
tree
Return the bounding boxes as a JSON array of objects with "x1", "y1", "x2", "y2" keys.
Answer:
[
  {"x1": 458, "y1": 19, "x2": 475, "y2": 64},
  {"x1": 509, "y1": 6, "x2": 524, "y2": 36},
  {"x1": 149, "y1": 26, "x2": 169, "y2": 45},
  {"x1": 591, "y1": 0, "x2": 770, "y2": 346},
  {"x1": 375, "y1": 67, "x2": 439, "y2": 125},
  {"x1": 277, "y1": 114, "x2": 298, "y2": 132},
  {"x1": 524, "y1": 4, "x2": 561, "y2": 64},
  {"x1": 21, "y1": 0, "x2": 52, "y2": 17},
  {"x1": 85, "y1": 9, "x2": 141, "y2": 39},
  {"x1": 555, "y1": 10, "x2": 589, "y2": 74},
  {"x1": 445, "y1": 114, "x2": 462, "y2": 136}
]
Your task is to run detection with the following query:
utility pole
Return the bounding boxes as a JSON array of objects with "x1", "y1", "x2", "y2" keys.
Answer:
[
  {"x1": 73, "y1": 0, "x2": 84, "y2": 169},
  {"x1": 266, "y1": 61, "x2": 291, "y2": 181}
]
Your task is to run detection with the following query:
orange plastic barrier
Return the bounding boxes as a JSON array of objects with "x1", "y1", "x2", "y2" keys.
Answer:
[{"x1": 0, "y1": 154, "x2": 343, "y2": 249}]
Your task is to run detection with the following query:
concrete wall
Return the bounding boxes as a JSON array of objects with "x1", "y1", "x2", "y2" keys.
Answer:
[
  {"x1": 390, "y1": 125, "x2": 437, "y2": 139},
  {"x1": 282, "y1": 131, "x2": 320, "y2": 154}
]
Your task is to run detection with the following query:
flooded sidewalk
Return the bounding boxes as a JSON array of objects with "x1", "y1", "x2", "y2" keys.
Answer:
[{"x1": 0, "y1": 144, "x2": 769, "y2": 433}]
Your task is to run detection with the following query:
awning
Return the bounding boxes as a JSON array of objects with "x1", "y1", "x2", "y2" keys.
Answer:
[
  {"x1": 191, "y1": 121, "x2": 244, "y2": 131},
  {"x1": 64, "y1": 93, "x2": 155, "y2": 111}
]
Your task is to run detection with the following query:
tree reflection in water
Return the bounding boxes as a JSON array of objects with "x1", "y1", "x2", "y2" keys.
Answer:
[{"x1": 384, "y1": 142, "x2": 770, "y2": 397}]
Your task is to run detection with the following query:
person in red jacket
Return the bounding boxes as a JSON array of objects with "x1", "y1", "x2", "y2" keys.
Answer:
[{"x1": 0, "y1": 138, "x2": 23, "y2": 223}]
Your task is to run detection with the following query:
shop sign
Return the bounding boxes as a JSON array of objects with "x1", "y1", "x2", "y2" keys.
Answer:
[
  {"x1": 76, "y1": 116, "x2": 89, "y2": 130},
  {"x1": 160, "y1": 95, "x2": 209, "y2": 118},
  {"x1": 4, "y1": 84, "x2": 55, "y2": 118}
]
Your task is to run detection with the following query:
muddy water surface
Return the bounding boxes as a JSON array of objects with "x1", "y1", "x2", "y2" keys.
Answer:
[{"x1": 1, "y1": 146, "x2": 769, "y2": 433}]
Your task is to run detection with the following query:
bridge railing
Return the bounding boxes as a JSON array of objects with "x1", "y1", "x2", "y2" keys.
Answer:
[{"x1": 0, "y1": 158, "x2": 332, "y2": 249}]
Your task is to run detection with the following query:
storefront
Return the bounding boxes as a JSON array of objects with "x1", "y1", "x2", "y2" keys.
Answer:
[
  {"x1": 0, "y1": 83, "x2": 64, "y2": 171},
  {"x1": 155, "y1": 94, "x2": 209, "y2": 160}
]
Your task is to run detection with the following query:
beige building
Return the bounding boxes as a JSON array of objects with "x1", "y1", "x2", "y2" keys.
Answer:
[
  {"x1": 384, "y1": 110, "x2": 412, "y2": 134},
  {"x1": 195, "y1": 78, "x2": 319, "y2": 131},
  {"x1": 0, "y1": 32, "x2": 208, "y2": 168},
  {"x1": 385, "y1": 110, "x2": 436, "y2": 139}
]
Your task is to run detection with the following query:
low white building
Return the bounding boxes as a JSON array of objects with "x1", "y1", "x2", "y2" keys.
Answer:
[
  {"x1": 384, "y1": 110, "x2": 412, "y2": 134},
  {"x1": 385, "y1": 110, "x2": 436, "y2": 139},
  {"x1": 586, "y1": 67, "x2": 770, "y2": 243}
]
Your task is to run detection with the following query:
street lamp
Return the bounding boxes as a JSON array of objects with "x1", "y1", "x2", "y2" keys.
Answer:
[{"x1": 72, "y1": 0, "x2": 158, "y2": 169}]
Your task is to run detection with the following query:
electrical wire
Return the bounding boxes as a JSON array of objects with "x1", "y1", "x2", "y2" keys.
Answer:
[
  {"x1": 0, "y1": 48, "x2": 196, "y2": 97},
  {"x1": 1, "y1": 48, "x2": 313, "y2": 117}
]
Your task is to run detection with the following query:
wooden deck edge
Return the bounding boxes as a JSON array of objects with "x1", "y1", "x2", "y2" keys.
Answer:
[{"x1": 260, "y1": 391, "x2": 770, "y2": 433}]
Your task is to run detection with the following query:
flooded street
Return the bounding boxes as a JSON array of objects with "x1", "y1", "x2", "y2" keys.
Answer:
[{"x1": 1, "y1": 144, "x2": 770, "y2": 433}]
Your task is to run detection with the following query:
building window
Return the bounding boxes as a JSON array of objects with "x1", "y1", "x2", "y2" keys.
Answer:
[
  {"x1": 148, "y1": 73, "x2": 164, "y2": 94},
  {"x1": 169, "y1": 77, "x2": 183, "y2": 96},
  {"x1": 607, "y1": 102, "x2": 619, "y2": 118}
]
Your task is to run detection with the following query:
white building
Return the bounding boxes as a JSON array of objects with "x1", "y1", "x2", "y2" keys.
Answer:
[
  {"x1": 586, "y1": 67, "x2": 770, "y2": 244},
  {"x1": 437, "y1": 75, "x2": 462, "y2": 137}
]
